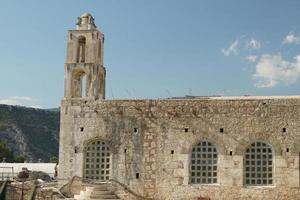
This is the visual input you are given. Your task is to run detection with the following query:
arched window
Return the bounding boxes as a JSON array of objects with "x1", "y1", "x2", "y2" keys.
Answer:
[
  {"x1": 244, "y1": 142, "x2": 273, "y2": 186},
  {"x1": 81, "y1": 74, "x2": 87, "y2": 97},
  {"x1": 84, "y1": 140, "x2": 111, "y2": 181},
  {"x1": 77, "y1": 36, "x2": 86, "y2": 63},
  {"x1": 190, "y1": 141, "x2": 218, "y2": 184}
]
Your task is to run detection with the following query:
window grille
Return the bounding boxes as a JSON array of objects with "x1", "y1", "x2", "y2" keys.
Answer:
[
  {"x1": 244, "y1": 142, "x2": 273, "y2": 186},
  {"x1": 190, "y1": 141, "x2": 218, "y2": 184},
  {"x1": 84, "y1": 140, "x2": 111, "y2": 181}
]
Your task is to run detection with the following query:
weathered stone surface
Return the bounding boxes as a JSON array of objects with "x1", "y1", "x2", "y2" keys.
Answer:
[
  {"x1": 58, "y1": 98, "x2": 300, "y2": 199},
  {"x1": 58, "y1": 14, "x2": 300, "y2": 200}
]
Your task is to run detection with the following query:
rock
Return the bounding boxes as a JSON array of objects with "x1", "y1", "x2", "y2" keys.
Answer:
[{"x1": 29, "y1": 171, "x2": 52, "y2": 182}]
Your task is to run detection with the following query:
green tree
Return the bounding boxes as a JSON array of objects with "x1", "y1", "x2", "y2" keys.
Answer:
[
  {"x1": 49, "y1": 156, "x2": 58, "y2": 163},
  {"x1": 14, "y1": 155, "x2": 26, "y2": 163},
  {"x1": 0, "y1": 141, "x2": 14, "y2": 162}
]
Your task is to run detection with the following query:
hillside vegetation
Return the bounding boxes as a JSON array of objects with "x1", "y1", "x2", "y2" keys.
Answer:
[{"x1": 0, "y1": 104, "x2": 60, "y2": 162}]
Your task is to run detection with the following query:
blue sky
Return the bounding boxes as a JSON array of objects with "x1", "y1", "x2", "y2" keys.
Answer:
[{"x1": 1, "y1": 0, "x2": 300, "y2": 108}]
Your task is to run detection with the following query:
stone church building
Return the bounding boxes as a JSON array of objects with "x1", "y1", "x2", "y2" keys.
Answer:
[{"x1": 58, "y1": 13, "x2": 300, "y2": 199}]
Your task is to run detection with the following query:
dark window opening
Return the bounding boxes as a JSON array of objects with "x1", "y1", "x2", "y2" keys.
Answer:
[
  {"x1": 136, "y1": 173, "x2": 139, "y2": 179},
  {"x1": 77, "y1": 37, "x2": 86, "y2": 63},
  {"x1": 283, "y1": 128, "x2": 286, "y2": 133},
  {"x1": 220, "y1": 128, "x2": 224, "y2": 133},
  {"x1": 185, "y1": 128, "x2": 189, "y2": 132},
  {"x1": 171, "y1": 150, "x2": 174, "y2": 154}
]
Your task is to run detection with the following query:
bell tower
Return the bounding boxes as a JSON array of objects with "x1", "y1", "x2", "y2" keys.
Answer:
[{"x1": 64, "y1": 13, "x2": 106, "y2": 99}]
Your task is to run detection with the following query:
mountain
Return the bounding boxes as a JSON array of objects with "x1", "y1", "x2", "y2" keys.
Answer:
[{"x1": 0, "y1": 104, "x2": 60, "y2": 162}]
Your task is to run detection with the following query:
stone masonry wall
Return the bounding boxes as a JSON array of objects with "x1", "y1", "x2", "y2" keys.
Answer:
[{"x1": 58, "y1": 97, "x2": 300, "y2": 200}]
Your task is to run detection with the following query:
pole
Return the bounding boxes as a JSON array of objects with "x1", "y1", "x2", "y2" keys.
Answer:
[{"x1": 20, "y1": 180, "x2": 24, "y2": 200}]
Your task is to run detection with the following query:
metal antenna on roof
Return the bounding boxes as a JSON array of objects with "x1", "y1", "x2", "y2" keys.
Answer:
[
  {"x1": 132, "y1": 89, "x2": 137, "y2": 100},
  {"x1": 125, "y1": 89, "x2": 132, "y2": 99},
  {"x1": 165, "y1": 89, "x2": 172, "y2": 98},
  {"x1": 110, "y1": 87, "x2": 115, "y2": 99},
  {"x1": 188, "y1": 88, "x2": 193, "y2": 96}
]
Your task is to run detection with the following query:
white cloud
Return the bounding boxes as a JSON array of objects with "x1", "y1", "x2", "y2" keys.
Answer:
[
  {"x1": 10, "y1": 96, "x2": 34, "y2": 101},
  {"x1": 216, "y1": 90, "x2": 231, "y2": 96},
  {"x1": 283, "y1": 32, "x2": 299, "y2": 45},
  {"x1": 0, "y1": 96, "x2": 42, "y2": 108},
  {"x1": 246, "y1": 38, "x2": 261, "y2": 50},
  {"x1": 253, "y1": 54, "x2": 300, "y2": 88},
  {"x1": 246, "y1": 55, "x2": 258, "y2": 62},
  {"x1": 222, "y1": 37, "x2": 261, "y2": 57},
  {"x1": 30, "y1": 105, "x2": 43, "y2": 109},
  {"x1": 222, "y1": 40, "x2": 239, "y2": 56},
  {"x1": 0, "y1": 99, "x2": 21, "y2": 105}
]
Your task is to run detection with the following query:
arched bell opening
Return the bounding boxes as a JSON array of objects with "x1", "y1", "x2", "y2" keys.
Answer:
[{"x1": 76, "y1": 36, "x2": 86, "y2": 63}]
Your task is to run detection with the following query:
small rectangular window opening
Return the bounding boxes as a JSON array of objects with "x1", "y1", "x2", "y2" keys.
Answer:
[
  {"x1": 286, "y1": 148, "x2": 289, "y2": 152},
  {"x1": 80, "y1": 127, "x2": 84, "y2": 132},
  {"x1": 64, "y1": 106, "x2": 68, "y2": 115},
  {"x1": 229, "y1": 151, "x2": 233, "y2": 156},
  {"x1": 283, "y1": 128, "x2": 286, "y2": 133},
  {"x1": 75, "y1": 147, "x2": 78, "y2": 153},
  {"x1": 171, "y1": 150, "x2": 174, "y2": 154},
  {"x1": 134, "y1": 128, "x2": 138, "y2": 133},
  {"x1": 124, "y1": 149, "x2": 127, "y2": 153},
  {"x1": 220, "y1": 128, "x2": 224, "y2": 133},
  {"x1": 136, "y1": 173, "x2": 139, "y2": 179},
  {"x1": 185, "y1": 128, "x2": 189, "y2": 132}
]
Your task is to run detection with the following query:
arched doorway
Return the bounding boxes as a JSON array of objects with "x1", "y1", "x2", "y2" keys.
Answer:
[{"x1": 83, "y1": 140, "x2": 111, "y2": 181}]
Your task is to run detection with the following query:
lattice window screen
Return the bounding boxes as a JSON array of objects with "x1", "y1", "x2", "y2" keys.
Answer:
[
  {"x1": 244, "y1": 142, "x2": 273, "y2": 186},
  {"x1": 84, "y1": 141, "x2": 111, "y2": 181},
  {"x1": 190, "y1": 141, "x2": 218, "y2": 184}
]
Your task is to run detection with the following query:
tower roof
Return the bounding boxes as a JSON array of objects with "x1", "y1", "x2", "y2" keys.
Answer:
[
  {"x1": 76, "y1": 13, "x2": 97, "y2": 30},
  {"x1": 80, "y1": 13, "x2": 92, "y2": 18}
]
